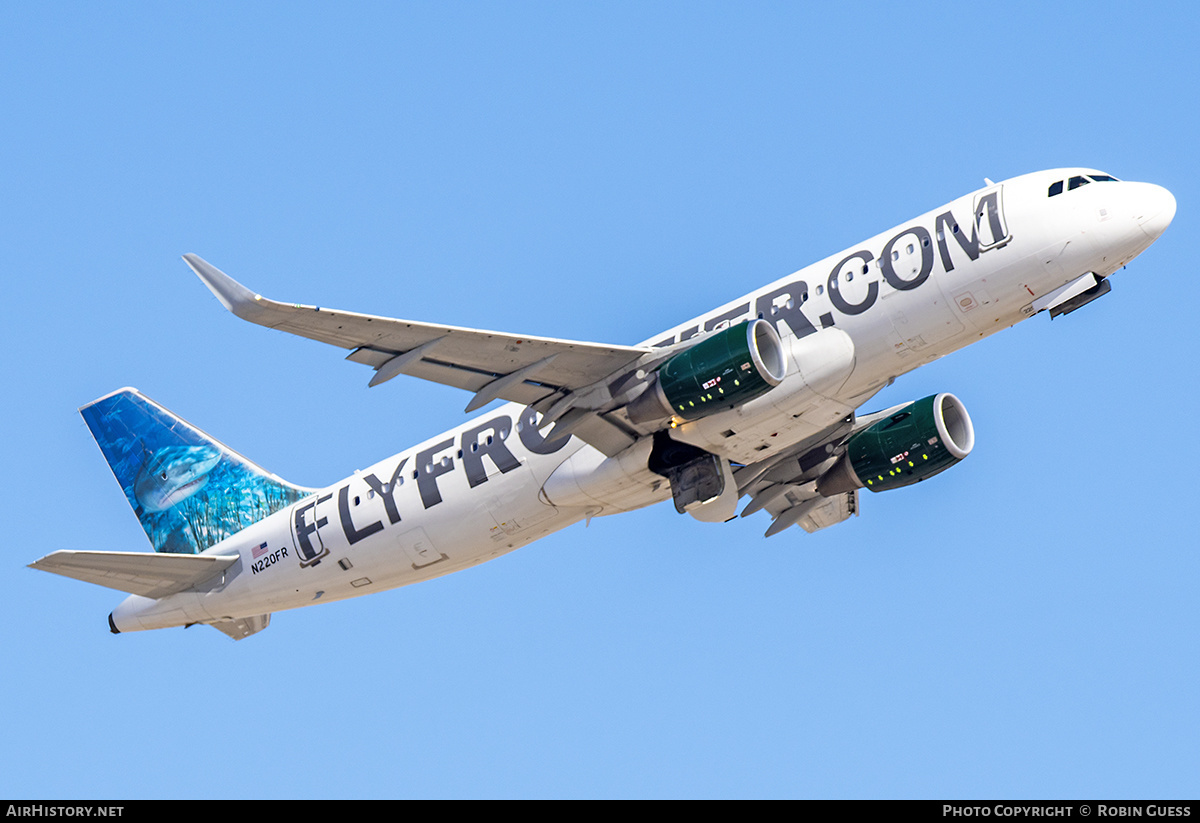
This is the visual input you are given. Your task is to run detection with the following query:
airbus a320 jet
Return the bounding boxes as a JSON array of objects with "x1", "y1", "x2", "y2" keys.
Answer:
[{"x1": 31, "y1": 169, "x2": 1175, "y2": 639}]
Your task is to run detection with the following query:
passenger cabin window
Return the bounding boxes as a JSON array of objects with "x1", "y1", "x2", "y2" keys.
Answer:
[{"x1": 1048, "y1": 180, "x2": 1064, "y2": 197}]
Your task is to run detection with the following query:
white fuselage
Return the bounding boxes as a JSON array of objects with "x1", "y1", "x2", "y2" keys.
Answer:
[{"x1": 110, "y1": 168, "x2": 1175, "y2": 632}]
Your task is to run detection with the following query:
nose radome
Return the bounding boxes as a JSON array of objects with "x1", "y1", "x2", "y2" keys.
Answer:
[{"x1": 1137, "y1": 183, "x2": 1176, "y2": 241}]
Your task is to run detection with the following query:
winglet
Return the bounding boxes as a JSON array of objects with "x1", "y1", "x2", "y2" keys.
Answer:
[{"x1": 182, "y1": 254, "x2": 272, "y2": 323}]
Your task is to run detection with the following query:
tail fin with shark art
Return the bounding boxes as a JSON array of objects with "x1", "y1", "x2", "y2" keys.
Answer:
[
  {"x1": 29, "y1": 389, "x2": 312, "y2": 639},
  {"x1": 79, "y1": 388, "x2": 310, "y2": 554}
]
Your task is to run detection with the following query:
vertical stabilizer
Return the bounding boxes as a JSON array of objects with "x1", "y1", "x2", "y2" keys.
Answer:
[{"x1": 80, "y1": 388, "x2": 310, "y2": 554}]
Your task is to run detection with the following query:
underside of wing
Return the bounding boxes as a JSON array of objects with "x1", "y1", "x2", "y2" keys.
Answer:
[
  {"x1": 29, "y1": 550, "x2": 238, "y2": 599},
  {"x1": 762, "y1": 489, "x2": 859, "y2": 535},
  {"x1": 734, "y1": 416, "x2": 860, "y2": 537},
  {"x1": 184, "y1": 255, "x2": 652, "y2": 412}
]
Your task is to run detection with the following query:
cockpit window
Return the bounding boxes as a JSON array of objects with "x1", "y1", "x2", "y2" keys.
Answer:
[{"x1": 1050, "y1": 173, "x2": 1120, "y2": 198}]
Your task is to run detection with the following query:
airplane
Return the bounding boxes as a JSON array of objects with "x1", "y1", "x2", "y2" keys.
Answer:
[{"x1": 29, "y1": 168, "x2": 1175, "y2": 640}]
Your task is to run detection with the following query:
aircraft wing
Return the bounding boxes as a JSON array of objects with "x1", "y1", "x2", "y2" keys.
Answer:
[
  {"x1": 184, "y1": 255, "x2": 654, "y2": 417},
  {"x1": 29, "y1": 550, "x2": 238, "y2": 599}
]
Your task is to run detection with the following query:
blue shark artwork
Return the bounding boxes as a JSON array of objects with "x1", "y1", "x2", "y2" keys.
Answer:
[
  {"x1": 80, "y1": 389, "x2": 309, "y2": 554},
  {"x1": 134, "y1": 445, "x2": 221, "y2": 513}
]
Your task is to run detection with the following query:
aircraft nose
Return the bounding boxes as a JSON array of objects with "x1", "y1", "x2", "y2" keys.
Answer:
[{"x1": 1136, "y1": 183, "x2": 1176, "y2": 241}]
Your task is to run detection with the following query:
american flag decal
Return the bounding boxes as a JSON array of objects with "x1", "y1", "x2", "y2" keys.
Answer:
[{"x1": 252, "y1": 542, "x2": 269, "y2": 559}]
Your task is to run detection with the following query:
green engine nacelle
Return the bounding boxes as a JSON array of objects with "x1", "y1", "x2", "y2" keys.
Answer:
[
  {"x1": 817, "y1": 393, "x2": 975, "y2": 495},
  {"x1": 626, "y1": 319, "x2": 787, "y2": 424}
]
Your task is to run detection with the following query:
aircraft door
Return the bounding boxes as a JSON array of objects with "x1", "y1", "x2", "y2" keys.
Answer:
[
  {"x1": 972, "y1": 184, "x2": 1011, "y2": 251},
  {"x1": 290, "y1": 493, "x2": 333, "y2": 568}
]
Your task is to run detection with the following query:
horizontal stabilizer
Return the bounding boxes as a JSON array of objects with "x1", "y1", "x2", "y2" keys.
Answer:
[{"x1": 29, "y1": 550, "x2": 237, "y2": 599}]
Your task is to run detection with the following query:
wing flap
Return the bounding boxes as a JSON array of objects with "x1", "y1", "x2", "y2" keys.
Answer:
[
  {"x1": 759, "y1": 489, "x2": 858, "y2": 536},
  {"x1": 795, "y1": 491, "x2": 858, "y2": 533},
  {"x1": 29, "y1": 550, "x2": 238, "y2": 599}
]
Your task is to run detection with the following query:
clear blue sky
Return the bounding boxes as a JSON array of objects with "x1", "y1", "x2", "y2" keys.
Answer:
[{"x1": 3, "y1": 2, "x2": 1196, "y2": 799}]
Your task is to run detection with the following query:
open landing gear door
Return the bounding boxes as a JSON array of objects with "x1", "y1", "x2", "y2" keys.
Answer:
[{"x1": 648, "y1": 432, "x2": 739, "y2": 523}]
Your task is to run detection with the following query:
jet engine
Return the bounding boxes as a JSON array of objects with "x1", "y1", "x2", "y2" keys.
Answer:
[
  {"x1": 626, "y1": 319, "x2": 787, "y2": 425},
  {"x1": 817, "y1": 393, "x2": 974, "y2": 495}
]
